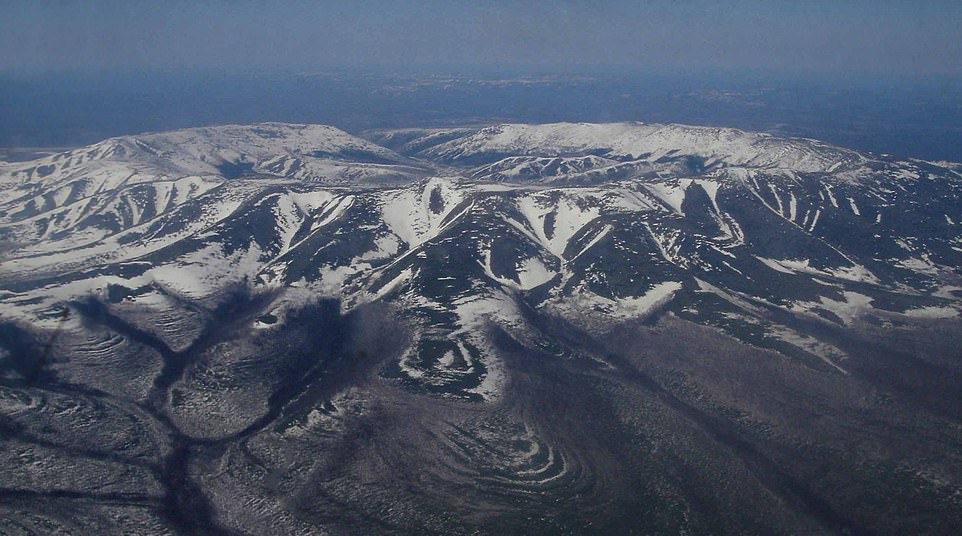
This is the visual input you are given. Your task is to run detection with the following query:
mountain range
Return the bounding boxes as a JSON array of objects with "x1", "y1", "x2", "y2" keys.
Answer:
[{"x1": 1, "y1": 121, "x2": 961, "y2": 534}]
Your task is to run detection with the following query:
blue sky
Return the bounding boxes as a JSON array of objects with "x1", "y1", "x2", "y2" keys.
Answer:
[{"x1": 2, "y1": 0, "x2": 961, "y2": 76}]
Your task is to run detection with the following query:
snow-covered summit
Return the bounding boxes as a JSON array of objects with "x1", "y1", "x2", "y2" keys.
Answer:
[
  {"x1": 111, "y1": 123, "x2": 398, "y2": 165},
  {"x1": 391, "y1": 122, "x2": 867, "y2": 174},
  {"x1": 1, "y1": 123, "x2": 423, "y2": 196}
]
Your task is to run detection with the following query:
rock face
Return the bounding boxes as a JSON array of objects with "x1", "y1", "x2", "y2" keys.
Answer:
[{"x1": 2, "y1": 122, "x2": 962, "y2": 534}]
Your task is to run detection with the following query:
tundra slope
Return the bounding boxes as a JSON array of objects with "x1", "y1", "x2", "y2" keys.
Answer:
[{"x1": 1, "y1": 122, "x2": 962, "y2": 535}]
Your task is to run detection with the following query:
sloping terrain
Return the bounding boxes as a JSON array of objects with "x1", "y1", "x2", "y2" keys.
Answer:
[{"x1": 1, "y1": 122, "x2": 961, "y2": 534}]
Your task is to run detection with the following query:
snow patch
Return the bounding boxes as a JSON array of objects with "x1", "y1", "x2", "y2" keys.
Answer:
[
  {"x1": 903, "y1": 306, "x2": 959, "y2": 319},
  {"x1": 545, "y1": 281, "x2": 682, "y2": 330},
  {"x1": 517, "y1": 257, "x2": 555, "y2": 289}
]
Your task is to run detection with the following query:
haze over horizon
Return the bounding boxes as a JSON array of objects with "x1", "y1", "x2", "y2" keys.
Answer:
[
  {"x1": 3, "y1": 1, "x2": 962, "y2": 162},
  {"x1": 3, "y1": 0, "x2": 962, "y2": 78}
]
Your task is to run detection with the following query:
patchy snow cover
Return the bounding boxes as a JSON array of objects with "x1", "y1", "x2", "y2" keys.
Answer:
[
  {"x1": 470, "y1": 154, "x2": 617, "y2": 182},
  {"x1": 823, "y1": 185, "x2": 839, "y2": 208},
  {"x1": 147, "y1": 244, "x2": 265, "y2": 298},
  {"x1": 755, "y1": 257, "x2": 879, "y2": 284},
  {"x1": 3, "y1": 121, "x2": 962, "y2": 405},
  {"x1": 767, "y1": 325, "x2": 849, "y2": 375},
  {"x1": 791, "y1": 292, "x2": 874, "y2": 325},
  {"x1": 545, "y1": 281, "x2": 683, "y2": 331}
]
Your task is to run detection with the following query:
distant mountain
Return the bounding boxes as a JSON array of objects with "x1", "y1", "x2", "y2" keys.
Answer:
[
  {"x1": 373, "y1": 122, "x2": 865, "y2": 172},
  {"x1": 2, "y1": 122, "x2": 961, "y2": 535}
]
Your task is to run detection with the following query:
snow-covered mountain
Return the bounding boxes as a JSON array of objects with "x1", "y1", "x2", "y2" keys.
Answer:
[
  {"x1": 2, "y1": 122, "x2": 962, "y2": 534},
  {"x1": 370, "y1": 122, "x2": 868, "y2": 174},
  {"x1": 3, "y1": 121, "x2": 959, "y2": 392}
]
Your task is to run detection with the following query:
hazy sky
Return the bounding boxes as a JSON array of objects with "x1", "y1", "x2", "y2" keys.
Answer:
[{"x1": 2, "y1": 0, "x2": 962, "y2": 76}]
